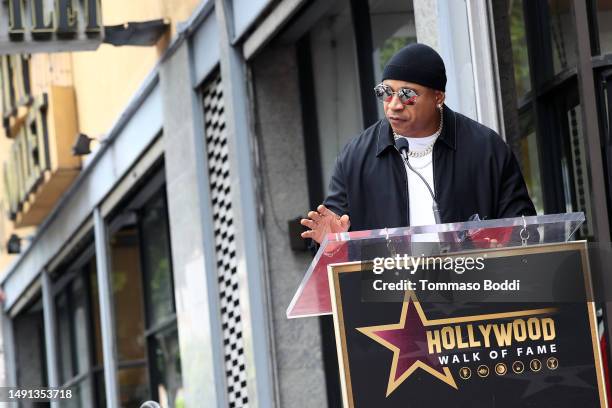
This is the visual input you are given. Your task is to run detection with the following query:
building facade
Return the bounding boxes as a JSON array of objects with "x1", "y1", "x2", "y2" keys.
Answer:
[{"x1": 0, "y1": 0, "x2": 610, "y2": 407}]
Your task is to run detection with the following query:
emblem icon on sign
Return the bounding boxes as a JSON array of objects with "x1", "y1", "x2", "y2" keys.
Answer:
[
  {"x1": 512, "y1": 361, "x2": 525, "y2": 374},
  {"x1": 530, "y1": 359, "x2": 542, "y2": 372},
  {"x1": 477, "y1": 365, "x2": 489, "y2": 378},
  {"x1": 546, "y1": 357, "x2": 559, "y2": 370},
  {"x1": 495, "y1": 363, "x2": 507, "y2": 376}
]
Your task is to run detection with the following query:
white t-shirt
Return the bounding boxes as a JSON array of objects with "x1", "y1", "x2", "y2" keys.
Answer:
[{"x1": 396, "y1": 133, "x2": 438, "y2": 232}]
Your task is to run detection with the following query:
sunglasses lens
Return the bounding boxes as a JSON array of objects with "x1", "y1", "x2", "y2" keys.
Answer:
[
  {"x1": 374, "y1": 85, "x2": 392, "y2": 101},
  {"x1": 399, "y1": 88, "x2": 418, "y2": 105}
]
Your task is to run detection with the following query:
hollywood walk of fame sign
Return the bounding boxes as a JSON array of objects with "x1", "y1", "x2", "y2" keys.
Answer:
[{"x1": 329, "y1": 242, "x2": 608, "y2": 407}]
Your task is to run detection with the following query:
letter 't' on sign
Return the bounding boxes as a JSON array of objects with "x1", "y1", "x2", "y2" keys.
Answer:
[
  {"x1": 83, "y1": 0, "x2": 102, "y2": 33},
  {"x1": 31, "y1": 0, "x2": 54, "y2": 39}
]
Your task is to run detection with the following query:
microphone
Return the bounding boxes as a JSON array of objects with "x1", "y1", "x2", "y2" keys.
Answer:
[
  {"x1": 394, "y1": 137, "x2": 441, "y2": 224},
  {"x1": 395, "y1": 137, "x2": 410, "y2": 160}
]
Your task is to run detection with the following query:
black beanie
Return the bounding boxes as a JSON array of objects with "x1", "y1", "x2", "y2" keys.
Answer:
[{"x1": 382, "y1": 43, "x2": 447, "y2": 92}]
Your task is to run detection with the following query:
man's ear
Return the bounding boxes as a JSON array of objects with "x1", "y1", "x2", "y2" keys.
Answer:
[{"x1": 436, "y1": 91, "x2": 446, "y2": 106}]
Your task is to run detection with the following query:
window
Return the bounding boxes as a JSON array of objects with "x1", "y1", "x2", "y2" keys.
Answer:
[
  {"x1": 108, "y1": 171, "x2": 182, "y2": 408},
  {"x1": 13, "y1": 298, "x2": 49, "y2": 408},
  {"x1": 110, "y1": 222, "x2": 149, "y2": 407},
  {"x1": 53, "y1": 251, "x2": 105, "y2": 408},
  {"x1": 547, "y1": 0, "x2": 577, "y2": 75},
  {"x1": 302, "y1": 0, "x2": 416, "y2": 195},
  {"x1": 369, "y1": 0, "x2": 416, "y2": 119},
  {"x1": 597, "y1": 0, "x2": 612, "y2": 55},
  {"x1": 501, "y1": 0, "x2": 594, "y2": 237},
  {"x1": 369, "y1": 0, "x2": 416, "y2": 95},
  {"x1": 517, "y1": 111, "x2": 544, "y2": 215},
  {"x1": 309, "y1": 0, "x2": 364, "y2": 193},
  {"x1": 139, "y1": 194, "x2": 181, "y2": 406},
  {"x1": 509, "y1": 0, "x2": 531, "y2": 100}
]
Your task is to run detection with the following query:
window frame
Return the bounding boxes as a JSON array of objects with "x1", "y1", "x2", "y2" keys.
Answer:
[
  {"x1": 106, "y1": 164, "x2": 181, "y2": 405},
  {"x1": 515, "y1": 0, "x2": 612, "y2": 385},
  {"x1": 136, "y1": 188, "x2": 179, "y2": 403}
]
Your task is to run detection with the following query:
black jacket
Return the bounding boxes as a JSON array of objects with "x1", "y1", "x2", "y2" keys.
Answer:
[{"x1": 323, "y1": 105, "x2": 536, "y2": 231}]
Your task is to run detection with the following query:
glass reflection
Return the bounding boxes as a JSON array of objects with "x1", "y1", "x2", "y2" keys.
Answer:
[
  {"x1": 71, "y1": 277, "x2": 92, "y2": 376},
  {"x1": 110, "y1": 224, "x2": 149, "y2": 407},
  {"x1": 56, "y1": 291, "x2": 73, "y2": 384},
  {"x1": 13, "y1": 298, "x2": 49, "y2": 408},
  {"x1": 150, "y1": 328, "x2": 183, "y2": 408},
  {"x1": 509, "y1": 0, "x2": 532, "y2": 99},
  {"x1": 566, "y1": 104, "x2": 593, "y2": 237},
  {"x1": 369, "y1": 0, "x2": 416, "y2": 75},
  {"x1": 110, "y1": 226, "x2": 146, "y2": 362},
  {"x1": 109, "y1": 189, "x2": 182, "y2": 407},
  {"x1": 518, "y1": 111, "x2": 544, "y2": 215},
  {"x1": 548, "y1": 0, "x2": 577, "y2": 74},
  {"x1": 597, "y1": 0, "x2": 612, "y2": 55},
  {"x1": 118, "y1": 366, "x2": 149, "y2": 408},
  {"x1": 369, "y1": 0, "x2": 416, "y2": 119},
  {"x1": 140, "y1": 194, "x2": 175, "y2": 327},
  {"x1": 55, "y1": 257, "x2": 104, "y2": 408}
]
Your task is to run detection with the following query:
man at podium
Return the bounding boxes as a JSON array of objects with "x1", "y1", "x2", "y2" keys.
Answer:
[{"x1": 301, "y1": 43, "x2": 535, "y2": 244}]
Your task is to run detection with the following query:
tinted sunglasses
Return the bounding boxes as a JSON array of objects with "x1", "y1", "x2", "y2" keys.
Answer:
[{"x1": 374, "y1": 83, "x2": 419, "y2": 105}]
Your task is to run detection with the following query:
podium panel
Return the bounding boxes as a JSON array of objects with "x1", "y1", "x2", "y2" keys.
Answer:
[
  {"x1": 288, "y1": 213, "x2": 585, "y2": 318},
  {"x1": 328, "y1": 242, "x2": 607, "y2": 407}
]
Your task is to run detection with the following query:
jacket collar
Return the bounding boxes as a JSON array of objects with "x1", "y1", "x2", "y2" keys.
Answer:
[{"x1": 376, "y1": 104, "x2": 457, "y2": 157}]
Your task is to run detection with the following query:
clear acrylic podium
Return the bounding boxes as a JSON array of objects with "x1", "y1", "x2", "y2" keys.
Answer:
[{"x1": 287, "y1": 212, "x2": 586, "y2": 319}]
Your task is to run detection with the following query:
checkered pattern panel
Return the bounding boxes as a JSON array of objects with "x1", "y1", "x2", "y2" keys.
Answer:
[{"x1": 203, "y1": 76, "x2": 249, "y2": 407}]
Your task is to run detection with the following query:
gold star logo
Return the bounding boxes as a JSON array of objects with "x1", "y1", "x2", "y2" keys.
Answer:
[
  {"x1": 357, "y1": 292, "x2": 457, "y2": 395},
  {"x1": 357, "y1": 291, "x2": 556, "y2": 396}
]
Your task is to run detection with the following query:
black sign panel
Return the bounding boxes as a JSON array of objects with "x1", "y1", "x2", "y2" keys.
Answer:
[{"x1": 330, "y1": 242, "x2": 608, "y2": 407}]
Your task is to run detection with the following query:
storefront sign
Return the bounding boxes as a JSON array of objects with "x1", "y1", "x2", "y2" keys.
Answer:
[
  {"x1": 3, "y1": 94, "x2": 49, "y2": 220},
  {"x1": 3, "y1": 85, "x2": 80, "y2": 227},
  {"x1": 0, "y1": 0, "x2": 102, "y2": 54}
]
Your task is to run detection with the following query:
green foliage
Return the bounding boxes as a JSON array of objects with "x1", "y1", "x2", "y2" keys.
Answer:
[
  {"x1": 509, "y1": 0, "x2": 531, "y2": 98},
  {"x1": 378, "y1": 36, "x2": 416, "y2": 71}
]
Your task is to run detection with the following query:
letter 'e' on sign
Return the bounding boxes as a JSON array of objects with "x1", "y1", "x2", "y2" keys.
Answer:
[{"x1": 0, "y1": 0, "x2": 103, "y2": 54}]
